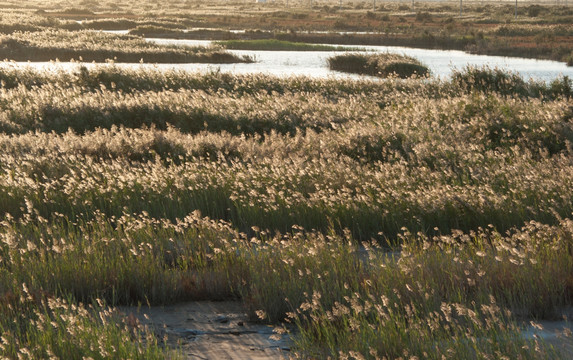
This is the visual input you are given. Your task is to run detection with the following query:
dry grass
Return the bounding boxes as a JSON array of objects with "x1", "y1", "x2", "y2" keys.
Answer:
[
  {"x1": 328, "y1": 52, "x2": 429, "y2": 78},
  {"x1": 0, "y1": 29, "x2": 252, "y2": 63},
  {"x1": 1, "y1": 1, "x2": 571, "y2": 63},
  {"x1": 0, "y1": 36, "x2": 572, "y2": 359}
]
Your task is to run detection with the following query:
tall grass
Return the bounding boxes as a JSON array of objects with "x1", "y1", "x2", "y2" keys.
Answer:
[
  {"x1": 1, "y1": 210, "x2": 571, "y2": 358},
  {"x1": 1, "y1": 66, "x2": 573, "y2": 358},
  {"x1": 215, "y1": 39, "x2": 362, "y2": 51},
  {"x1": 0, "y1": 295, "x2": 171, "y2": 359},
  {"x1": 452, "y1": 65, "x2": 573, "y2": 99},
  {"x1": 1, "y1": 67, "x2": 571, "y2": 239},
  {"x1": 328, "y1": 52, "x2": 429, "y2": 78},
  {"x1": 0, "y1": 29, "x2": 252, "y2": 63}
]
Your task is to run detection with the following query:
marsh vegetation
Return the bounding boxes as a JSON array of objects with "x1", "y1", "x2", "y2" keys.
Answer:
[
  {"x1": 0, "y1": 65, "x2": 572, "y2": 358},
  {"x1": 215, "y1": 39, "x2": 363, "y2": 51},
  {"x1": 0, "y1": 0, "x2": 566, "y2": 64},
  {"x1": 0, "y1": 1, "x2": 571, "y2": 63},
  {"x1": 1, "y1": 1, "x2": 573, "y2": 359},
  {"x1": 328, "y1": 52, "x2": 429, "y2": 77},
  {"x1": 0, "y1": 30, "x2": 252, "y2": 63}
]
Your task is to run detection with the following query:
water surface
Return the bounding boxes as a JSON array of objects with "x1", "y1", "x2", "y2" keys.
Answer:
[
  {"x1": 3, "y1": 37, "x2": 571, "y2": 82},
  {"x1": 148, "y1": 38, "x2": 573, "y2": 82}
]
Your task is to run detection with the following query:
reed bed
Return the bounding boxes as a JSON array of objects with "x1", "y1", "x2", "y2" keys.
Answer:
[
  {"x1": 0, "y1": 29, "x2": 252, "y2": 63},
  {"x1": 328, "y1": 53, "x2": 430, "y2": 78},
  {"x1": 1, "y1": 65, "x2": 572, "y2": 358},
  {"x1": 2, "y1": 1, "x2": 573, "y2": 63},
  {"x1": 0, "y1": 67, "x2": 571, "y2": 240},
  {"x1": 215, "y1": 39, "x2": 362, "y2": 51}
]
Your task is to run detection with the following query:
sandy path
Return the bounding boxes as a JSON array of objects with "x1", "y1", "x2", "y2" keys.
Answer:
[{"x1": 120, "y1": 301, "x2": 292, "y2": 360}]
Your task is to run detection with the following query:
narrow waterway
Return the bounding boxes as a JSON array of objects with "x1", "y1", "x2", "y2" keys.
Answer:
[
  {"x1": 148, "y1": 38, "x2": 573, "y2": 82},
  {"x1": 3, "y1": 36, "x2": 571, "y2": 82}
]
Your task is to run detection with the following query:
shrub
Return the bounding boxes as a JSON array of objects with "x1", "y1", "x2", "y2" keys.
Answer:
[
  {"x1": 549, "y1": 75, "x2": 572, "y2": 99},
  {"x1": 452, "y1": 66, "x2": 573, "y2": 99},
  {"x1": 527, "y1": 5, "x2": 544, "y2": 18},
  {"x1": 451, "y1": 66, "x2": 529, "y2": 96},
  {"x1": 328, "y1": 52, "x2": 429, "y2": 78},
  {"x1": 61, "y1": 7, "x2": 94, "y2": 15},
  {"x1": 416, "y1": 11, "x2": 433, "y2": 22}
]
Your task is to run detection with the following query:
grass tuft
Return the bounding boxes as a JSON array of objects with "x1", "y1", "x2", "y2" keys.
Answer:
[{"x1": 328, "y1": 52, "x2": 429, "y2": 78}]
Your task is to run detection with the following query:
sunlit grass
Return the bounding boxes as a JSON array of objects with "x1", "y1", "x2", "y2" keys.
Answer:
[
  {"x1": 0, "y1": 65, "x2": 572, "y2": 358},
  {"x1": 0, "y1": 29, "x2": 253, "y2": 63},
  {"x1": 216, "y1": 39, "x2": 363, "y2": 51},
  {"x1": 1, "y1": 210, "x2": 571, "y2": 358},
  {"x1": 328, "y1": 52, "x2": 430, "y2": 78},
  {"x1": 0, "y1": 0, "x2": 571, "y2": 358}
]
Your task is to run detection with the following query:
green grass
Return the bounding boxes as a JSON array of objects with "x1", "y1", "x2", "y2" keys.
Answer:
[
  {"x1": 0, "y1": 295, "x2": 171, "y2": 359},
  {"x1": 0, "y1": 210, "x2": 569, "y2": 358}
]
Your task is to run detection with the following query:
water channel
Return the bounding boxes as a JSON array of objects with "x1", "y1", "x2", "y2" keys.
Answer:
[{"x1": 3, "y1": 36, "x2": 572, "y2": 82}]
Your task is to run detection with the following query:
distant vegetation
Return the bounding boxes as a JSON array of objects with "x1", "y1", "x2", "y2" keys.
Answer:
[
  {"x1": 215, "y1": 39, "x2": 362, "y2": 51},
  {"x1": 0, "y1": 1, "x2": 570, "y2": 63},
  {"x1": 0, "y1": 30, "x2": 252, "y2": 63},
  {"x1": 0, "y1": 65, "x2": 572, "y2": 358},
  {"x1": 328, "y1": 52, "x2": 429, "y2": 78},
  {"x1": 0, "y1": 0, "x2": 572, "y2": 358}
]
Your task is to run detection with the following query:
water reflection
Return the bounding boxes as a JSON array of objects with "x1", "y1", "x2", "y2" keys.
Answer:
[
  {"x1": 147, "y1": 38, "x2": 572, "y2": 82},
  {"x1": 2, "y1": 37, "x2": 571, "y2": 82}
]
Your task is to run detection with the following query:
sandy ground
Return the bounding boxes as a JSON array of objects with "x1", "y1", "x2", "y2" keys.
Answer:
[{"x1": 119, "y1": 301, "x2": 292, "y2": 360}]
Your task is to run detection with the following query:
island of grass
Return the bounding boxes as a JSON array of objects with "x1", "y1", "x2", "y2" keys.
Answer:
[
  {"x1": 215, "y1": 39, "x2": 363, "y2": 51},
  {"x1": 328, "y1": 52, "x2": 430, "y2": 78},
  {"x1": 0, "y1": 30, "x2": 253, "y2": 64}
]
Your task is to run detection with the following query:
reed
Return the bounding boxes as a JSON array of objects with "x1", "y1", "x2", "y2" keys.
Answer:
[
  {"x1": 328, "y1": 52, "x2": 429, "y2": 78},
  {"x1": 0, "y1": 30, "x2": 252, "y2": 64},
  {"x1": 216, "y1": 39, "x2": 362, "y2": 51}
]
